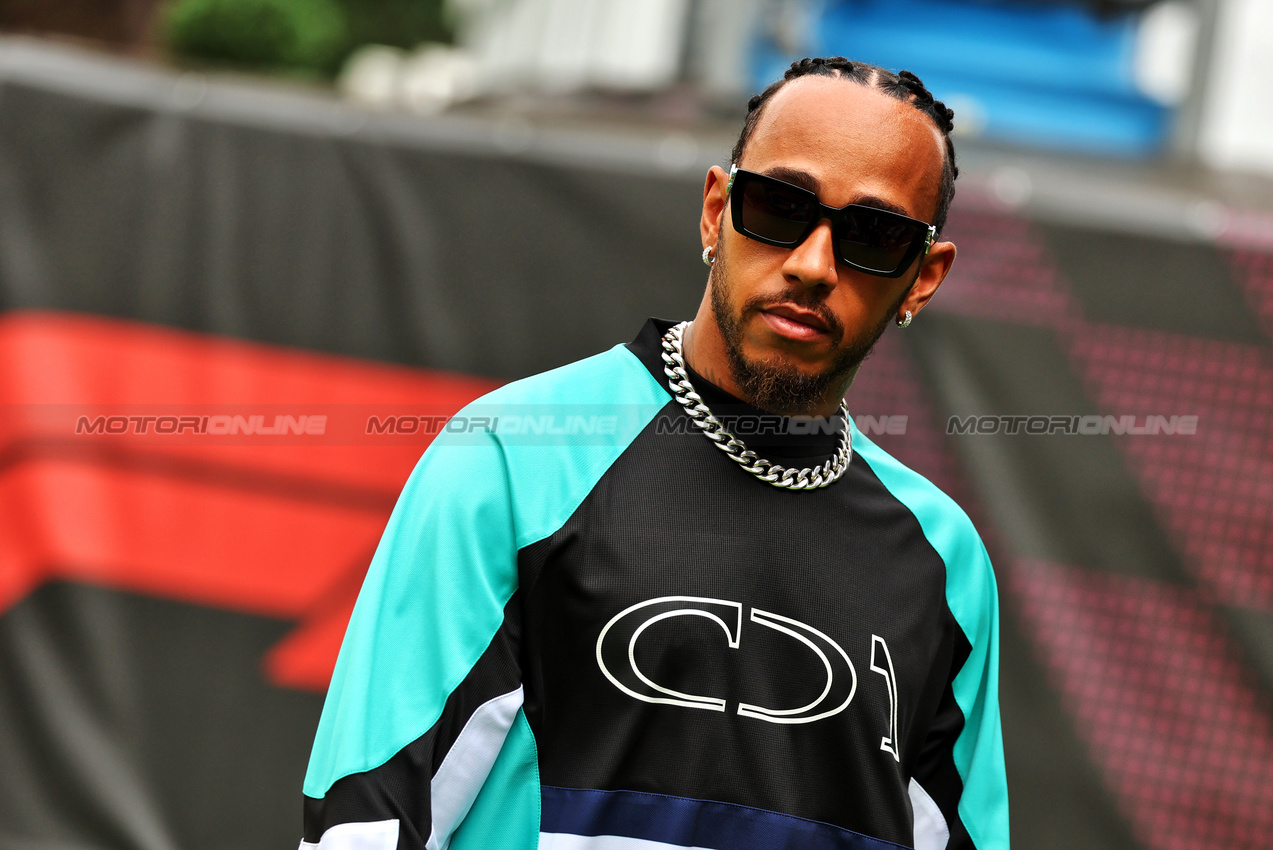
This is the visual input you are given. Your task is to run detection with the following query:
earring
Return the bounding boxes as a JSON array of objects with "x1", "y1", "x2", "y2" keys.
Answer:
[
  {"x1": 702, "y1": 246, "x2": 715, "y2": 266},
  {"x1": 896, "y1": 310, "x2": 913, "y2": 328}
]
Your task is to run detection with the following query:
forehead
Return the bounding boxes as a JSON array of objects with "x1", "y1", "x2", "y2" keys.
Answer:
[{"x1": 741, "y1": 75, "x2": 945, "y2": 220}]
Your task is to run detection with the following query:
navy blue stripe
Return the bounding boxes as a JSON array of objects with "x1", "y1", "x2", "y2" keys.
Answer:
[{"x1": 540, "y1": 786, "x2": 910, "y2": 850}]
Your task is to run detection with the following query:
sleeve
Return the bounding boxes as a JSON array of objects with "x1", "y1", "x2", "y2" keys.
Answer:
[
  {"x1": 298, "y1": 426, "x2": 540, "y2": 850},
  {"x1": 910, "y1": 537, "x2": 1010, "y2": 850}
]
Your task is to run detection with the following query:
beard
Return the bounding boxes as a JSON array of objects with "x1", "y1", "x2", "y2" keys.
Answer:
[{"x1": 708, "y1": 239, "x2": 907, "y2": 415}]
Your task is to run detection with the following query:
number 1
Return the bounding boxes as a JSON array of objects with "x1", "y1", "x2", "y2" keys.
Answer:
[{"x1": 870, "y1": 635, "x2": 900, "y2": 762}]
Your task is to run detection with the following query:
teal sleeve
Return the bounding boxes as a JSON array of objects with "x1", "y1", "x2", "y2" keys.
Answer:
[
  {"x1": 303, "y1": 417, "x2": 522, "y2": 798},
  {"x1": 301, "y1": 344, "x2": 670, "y2": 848},
  {"x1": 947, "y1": 537, "x2": 1009, "y2": 850}
]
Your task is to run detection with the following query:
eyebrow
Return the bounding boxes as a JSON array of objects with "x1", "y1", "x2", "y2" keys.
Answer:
[
  {"x1": 851, "y1": 195, "x2": 913, "y2": 218},
  {"x1": 758, "y1": 166, "x2": 914, "y2": 218},
  {"x1": 762, "y1": 166, "x2": 822, "y2": 194}
]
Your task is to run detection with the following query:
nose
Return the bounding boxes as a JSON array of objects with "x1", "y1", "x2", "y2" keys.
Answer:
[{"x1": 782, "y1": 219, "x2": 839, "y2": 289}]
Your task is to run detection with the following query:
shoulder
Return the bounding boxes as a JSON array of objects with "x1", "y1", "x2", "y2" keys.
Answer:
[
  {"x1": 425, "y1": 343, "x2": 670, "y2": 455},
  {"x1": 851, "y1": 422, "x2": 983, "y2": 556},
  {"x1": 406, "y1": 343, "x2": 672, "y2": 549},
  {"x1": 849, "y1": 422, "x2": 997, "y2": 623},
  {"x1": 469, "y1": 343, "x2": 669, "y2": 409}
]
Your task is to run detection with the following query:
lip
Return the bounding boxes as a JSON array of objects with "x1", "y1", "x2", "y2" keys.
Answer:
[{"x1": 759, "y1": 305, "x2": 830, "y2": 342}]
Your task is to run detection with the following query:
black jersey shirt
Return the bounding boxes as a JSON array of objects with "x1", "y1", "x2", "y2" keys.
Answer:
[{"x1": 301, "y1": 319, "x2": 1009, "y2": 850}]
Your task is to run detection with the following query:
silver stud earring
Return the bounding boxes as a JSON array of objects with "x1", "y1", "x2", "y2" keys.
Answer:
[
  {"x1": 897, "y1": 310, "x2": 913, "y2": 328},
  {"x1": 702, "y1": 246, "x2": 715, "y2": 266}
]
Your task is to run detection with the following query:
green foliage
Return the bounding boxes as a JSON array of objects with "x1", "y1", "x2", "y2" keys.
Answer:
[
  {"x1": 336, "y1": 0, "x2": 451, "y2": 53},
  {"x1": 164, "y1": 0, "x2": 451, "y2": 75}
]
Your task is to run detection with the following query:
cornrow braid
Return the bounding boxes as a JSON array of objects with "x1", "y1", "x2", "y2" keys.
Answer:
[{"x1": 730, "y1": 57, "x2": 959, "y2": 236}]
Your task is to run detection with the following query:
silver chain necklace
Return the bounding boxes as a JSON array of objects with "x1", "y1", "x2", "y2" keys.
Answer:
[{"x1": 660, "y1": 321, "x2": 852, "y2": 490}]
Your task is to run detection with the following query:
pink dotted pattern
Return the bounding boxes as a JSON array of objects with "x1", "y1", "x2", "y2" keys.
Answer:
[
  {"x1": 1012, "y1": 560, "x2": 1273, "y2": 850},
  {"x1": 911, "y1": 206, "x2": 1273, "y2": 849},
  {"x1": 935, "y1": 208, "x2": 1273, "y2": 612},
  {"x1": 1070, "y1": 326, "x2": 1273, "y2": 609},
  {"x1": 934, "y1": 210, "x2": 1077, "y2": 328},
  {"x1": 1231, "y1": 250, "x2": 1273, "y2": 341}
]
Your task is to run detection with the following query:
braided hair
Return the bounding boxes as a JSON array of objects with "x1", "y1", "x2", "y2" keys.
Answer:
[{"x1": 731, "y1": 57, "x2": 959, "y2": 236}]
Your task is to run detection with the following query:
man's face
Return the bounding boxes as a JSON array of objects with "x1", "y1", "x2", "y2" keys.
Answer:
[
  {"x1": 695, "y1": 76, "x2": 952, "y2": 415},
  {"x1": 708, "y1": 232, "x2": 907, "y2": 415}
]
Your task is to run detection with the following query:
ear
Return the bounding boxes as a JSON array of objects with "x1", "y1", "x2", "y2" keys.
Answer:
[
  {"x1": 700, "y1": 165, "x2": 730, "y2": 251},
  {"x1": 901, "y1": 239, "x2": 956, "y2": 319}
]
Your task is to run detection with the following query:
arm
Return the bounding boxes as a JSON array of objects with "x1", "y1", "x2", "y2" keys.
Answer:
[
  {"x1": 300, "y1": 426, "x2": 538, "y2": 850},
  {"x1": 911, "y1": 539, "x2": 1009, "y2": 850},
  {"x1": 847, "y1": 426, "x2": 1009, "y2": 848},
  {"x1": 299, "y1": 345, "x2": 670, "y2": 850}
]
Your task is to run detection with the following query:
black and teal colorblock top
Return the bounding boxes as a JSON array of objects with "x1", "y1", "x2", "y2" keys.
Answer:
[{"x1": 301, "y1": 320, "x2": 1009, "y2": 850}]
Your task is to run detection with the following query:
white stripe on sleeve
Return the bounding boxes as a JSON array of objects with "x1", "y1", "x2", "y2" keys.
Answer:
[
  {"x1": 425, "y1": 686, "x2": 525, "y2": 850},
  {"x1": 300, "y1": 819, "x2": 399, "y2": 850},
  {"x1": 909, "y1": 777, "x2": 950, "y2": 850}
]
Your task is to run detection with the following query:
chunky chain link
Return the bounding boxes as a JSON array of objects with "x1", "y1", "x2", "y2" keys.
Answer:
[{"x1": 661, "y1": 321, "x2": 852, "y2": 490}]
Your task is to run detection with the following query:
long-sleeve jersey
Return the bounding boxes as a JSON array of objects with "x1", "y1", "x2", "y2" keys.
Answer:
[{"x1": 301, "y1": 319, "x2": 1009, "y2": 850}]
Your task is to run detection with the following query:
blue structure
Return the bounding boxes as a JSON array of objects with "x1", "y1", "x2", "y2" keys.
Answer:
[{"x1": 752, "y1": 0, "x2": 1171, "y2": 157}]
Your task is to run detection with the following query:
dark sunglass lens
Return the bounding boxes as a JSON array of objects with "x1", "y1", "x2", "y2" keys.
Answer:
[
  {"x1": 740, "y1": 178, "x2": 816, "y2": 244},
  {"x1": 837, "y1": 210, "x2": 921, "y2": 273}
]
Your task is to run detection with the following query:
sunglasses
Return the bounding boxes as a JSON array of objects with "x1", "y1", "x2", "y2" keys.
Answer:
[{"x1": 726, "y1": 166, "x2": 937, "y2": 278}]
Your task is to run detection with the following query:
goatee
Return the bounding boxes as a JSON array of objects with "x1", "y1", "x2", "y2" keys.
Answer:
[{"x1": 708, "y1": 241, "x2": 905, "y2": 415}]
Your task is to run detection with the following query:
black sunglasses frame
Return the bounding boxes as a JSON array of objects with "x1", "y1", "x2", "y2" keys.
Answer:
[{"x1": 726, "y1": 166, "x2": 937, "y2": 279}]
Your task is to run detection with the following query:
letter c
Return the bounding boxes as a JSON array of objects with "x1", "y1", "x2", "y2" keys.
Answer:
[{"x1": 596, "y1": 596, "x2": 741, "y2": 711}]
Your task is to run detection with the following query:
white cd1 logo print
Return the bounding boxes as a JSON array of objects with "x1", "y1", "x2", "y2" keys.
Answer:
[{"x1": 596, "y1": 596, "x2": 895, "y2": 735}]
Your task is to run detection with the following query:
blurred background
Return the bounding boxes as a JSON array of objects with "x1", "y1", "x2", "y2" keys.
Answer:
[{"x1": 0, "y1": 1, "x2": 1271, "y2": 848}]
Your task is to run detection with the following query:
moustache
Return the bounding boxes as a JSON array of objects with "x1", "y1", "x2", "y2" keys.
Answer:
[{"x1": 740, "y1": 293, "x2": 845, "y2": 344}]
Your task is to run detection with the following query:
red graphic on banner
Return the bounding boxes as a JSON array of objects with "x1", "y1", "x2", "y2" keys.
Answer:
[{"x1": 0, "y1": 311, "x2": 499, "y2": 690}]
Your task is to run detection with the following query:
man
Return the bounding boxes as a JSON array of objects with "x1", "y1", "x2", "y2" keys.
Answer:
[{"x1": 300, "y1": 57, "x2": 1008, "y2": 850}]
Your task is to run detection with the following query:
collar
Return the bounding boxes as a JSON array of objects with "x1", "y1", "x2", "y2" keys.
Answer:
[{"x1": 625, "y1": 318, "x2": 844, "y2": 462}]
